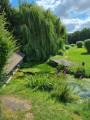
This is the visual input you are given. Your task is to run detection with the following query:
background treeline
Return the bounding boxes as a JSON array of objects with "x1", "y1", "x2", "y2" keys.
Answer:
[
  {"x1": 67, "y1": 28, "x2": 90, "y2": 44},
  {"x1": 0, "y1": 0, "x2": 66, "y2": 61}
]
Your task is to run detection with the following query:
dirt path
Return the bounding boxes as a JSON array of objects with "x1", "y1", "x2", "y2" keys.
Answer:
[{"x1": 0, "y1": 95, "x2": 33, "y2": 120}]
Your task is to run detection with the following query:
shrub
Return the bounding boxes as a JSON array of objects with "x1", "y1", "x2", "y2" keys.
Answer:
[
  {"x1": 65, "y1": 45, "x2": 70, "y2": 49},
  {"x1": 47, "y1": 57, "x2": 57, "y2": 67},
  {"x1": 58, "y1": 50, "x2": 64, "y2": 56},
  {"x1": 76, "y1": 41, "x2": 84, "y2": 48},
  {"x1": 0, "y1": 14, "x2": 17, "y2": 76},
  {"x1": 74, "y1": 66, "x2": 85, "y2": 78},
  {"x1": 57, "y1": 61, "x2": 66, "y2": 71},
  {"x1": 16, "y1": 3, "x2": 66, "y2": 61},
  {"x1": 62, "y1": 46, "x2": 66, "y2": 51},
  {"x1": 71, "y1": 44, "x2": 75, "y2": 47},
  {"x1": 84, "y1": 39, "x2": 90, "y2": 53},
  {"x1": 67, "y1": 69, "x2": 74, "y2": 75}
]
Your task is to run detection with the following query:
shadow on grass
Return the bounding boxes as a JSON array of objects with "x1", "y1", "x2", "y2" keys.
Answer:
[
  {"x1": 81, "y1": 52, "x2": 90, "y2": 55},
  {"x1": 20, "y1": 60, "x2": 46, "y2": 68}
]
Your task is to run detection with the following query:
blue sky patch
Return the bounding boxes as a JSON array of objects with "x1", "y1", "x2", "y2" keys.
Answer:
[
  {"x1": 71, "y1": 12, "x2": 88, "y2": 20},
  {"x1": 70, "y1": 10, "x2": 74, "y2": 15},
  {"x1": 10, "y1": 0, "x2": 34, "y2": 7},
  {"x1": 77, "y1": 13, "x2": 88, "y2": 20}
]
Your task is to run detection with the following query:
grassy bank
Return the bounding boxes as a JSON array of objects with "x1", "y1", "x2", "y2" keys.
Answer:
[
  {"x1": 53, "y1": 46, "x2": 90, "y2": 77},
  {"x1": 0, "y1": 62, "x2": 90, "y2": 120}
]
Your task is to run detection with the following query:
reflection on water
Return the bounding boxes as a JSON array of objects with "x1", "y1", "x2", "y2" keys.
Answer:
[{"x1": 69, "y1": 83, "x2": 90, "y2": 98}]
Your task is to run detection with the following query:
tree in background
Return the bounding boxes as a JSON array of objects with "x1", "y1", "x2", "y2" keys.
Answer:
[
  {"x1": 67, "y1": 28, "x2": 90, "y2": 44},
  {"x1": 0, "y1": 0, "x2": 66, "y2": 61},
  {"x1": 15, "y1": 1, "x2": 66, "y2": 61}
]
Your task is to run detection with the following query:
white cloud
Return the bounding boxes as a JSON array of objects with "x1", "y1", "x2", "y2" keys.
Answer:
[
  {"x1": 36, "y1": 0, "x2": 90, "y2": 32},
  {"x1": 62, "y1": 17, "x2": 90, "y2": 33},
  {"x1": 54, "y1": 0, "x2": 90, "y2": 18},
  {"x1": 54, "y1": 0, "x2": 90, "y2": 32},
  {"x1": 36, "y1": 0, "x2": 61, "y2": 11}
]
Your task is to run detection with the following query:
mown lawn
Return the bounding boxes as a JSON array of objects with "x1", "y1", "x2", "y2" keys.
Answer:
[
  {"x1": 53, "y1": 46, "x2": 90, "y2": 77},
  {"x1": 0, "y1": 62, "x2": 90, "y2": 120}
]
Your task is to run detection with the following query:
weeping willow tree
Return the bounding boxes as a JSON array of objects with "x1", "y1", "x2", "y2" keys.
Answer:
[{"x1": 16, "y1": 1, "x2": 66, "y2": 61}]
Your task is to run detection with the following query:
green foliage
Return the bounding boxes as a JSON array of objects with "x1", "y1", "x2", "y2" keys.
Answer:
[
  {"x1": 26, "y1": 73, "x2": 73, "y2": 102},
  {"x1": 0, "y1": 1, "x2": 66, "y2": 61},
  {"x1": 0, "y1": 0, "x2": 17, "y2": 32},
  {"x1": 74, "y1": 66, "x2": 85, "y2": 78},
  {"x1": 11, "y1": 2, "x2": 66, "y2": 61},
  {"x1": 67, "y1": 28, "x2": 90, "y2": 44},
  {"x1": 0, "y1": 60, "x2": 89, "y2": 119},
  {"x1": 76, "y1": 41, "x2": 84, "y2": 48},
  {"x1": 58, "y1": 49, "x2": 64, "y2": 56},
  {"x1": 51, "y1": 82, "x2": 71, "y2": 102},
  {"x1": 20, "y1": 62, "x2": 55, "y2": 74},
  {"x1": 21, "y1": 68, "x2": 41, "y2": 74},
  {"x1": 57, "y1": 62, "x2": 66, "y2": 71},
  {"x1": 47, "y1": 57, "x2": 57, "y2": 67},
  {"x1": 65, "y1": 45, "x2": 70, "y2": 49},
  {"x1": 0, "y1": 36, "x2": 8, "y2": 73},
  {"x1": 51, "y1": 73, "x2": 72, "y2": 102},
  {"x1": 53, "y1": 47, "x2": 90, "y2": 77},
  {"x1": 26, "y1": 74, "x2": 54, "y2": 91},
  {"x1": 62, "y1": 46, "x2": 66, "y2": 51},
  {"x1": 0, "y1": 14, "x2": 17, "y2": 76},
  {"x1": 84, "y1": 39, "x2": 90, "y2": 53},
  {"x1": 71, "y1": 44, "x2": 75, "y2": 47},
  {"x1": 58, "y1": 39, "x2": 65, "y2": 50},
  {"x1": 73, "y1": 99, "x2": 90, "y2": 118}
]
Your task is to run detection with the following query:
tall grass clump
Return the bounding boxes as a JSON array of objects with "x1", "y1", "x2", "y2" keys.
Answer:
[
  {"x1": 26, "y1": 70, "x2": 75, "y2": 102},
  {"x1": 76, "y1": 41, "x2": 83, "y2": 48},
  {"x1": 74, "y1": 66, "x2": 85, "y2": 78},
  {"x1": 84, "y1": 39, "x2": 90, "y2": 53},
  {"x1": 14, "y1": 1, "x2": 66, "y2": 61},
  {"x1": 26, "y1": 74, "x2": 54, "y2": 91}
]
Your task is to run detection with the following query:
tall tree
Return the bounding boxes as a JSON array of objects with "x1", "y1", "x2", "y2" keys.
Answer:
[
  {"x1": 16, "y1": 2, "x2": 66, "y2": 61},
  {"x1": 0, "y1": 0, "x2": 17, "y2": 31},
  {"x1": 0, "y1": 14, "x2": 17, "y2": 77}
]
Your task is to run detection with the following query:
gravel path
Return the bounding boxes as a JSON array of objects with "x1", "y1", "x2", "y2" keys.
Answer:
[
  {"x1": 0, "y1": 96, "x2": 31, "y2": 111},
  {"x1": 0, "y1": 96, "x2": 33, "y2": 120}
]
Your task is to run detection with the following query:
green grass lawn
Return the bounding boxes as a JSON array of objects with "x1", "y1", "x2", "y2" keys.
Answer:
[
  {"x1": 0, "y1": 62, "x2": 90, "y2": 120},
  {"x1": 0, "y1": 76, "x2": 89, "y2": 120},
  {"x1": 53, "y1": 46, "x2": 90, "y2": 77},
  {"x1": 20, "y1": 61, "x2": 55, "y2": 74}
]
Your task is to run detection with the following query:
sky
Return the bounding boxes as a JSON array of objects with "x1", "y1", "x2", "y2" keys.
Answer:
[{"x1": 9, "y1": 0, "x2": 90, "y2": 33}]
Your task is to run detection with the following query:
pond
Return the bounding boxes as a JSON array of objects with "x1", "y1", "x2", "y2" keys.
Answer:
[{"x1": 69, "y1": 83, "x2": 90, "y2": 98}]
